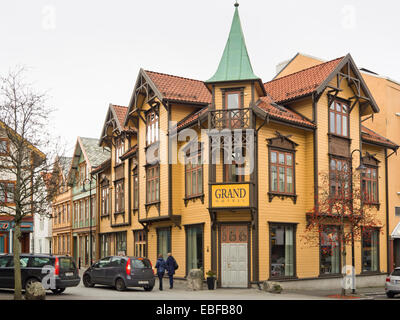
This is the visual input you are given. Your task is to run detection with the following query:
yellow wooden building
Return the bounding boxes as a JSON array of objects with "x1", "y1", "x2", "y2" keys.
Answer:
[{"x1": 91, "y1": 4, "x2": 398, "y2": 289}]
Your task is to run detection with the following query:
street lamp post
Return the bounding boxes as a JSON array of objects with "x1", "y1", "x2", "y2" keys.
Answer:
[
  {"x1": 82, "y1": 175, "x2": 96, "y2": 266},
  {"x1": 349, "y1": 149, "x2": 366, "y2": 294}
]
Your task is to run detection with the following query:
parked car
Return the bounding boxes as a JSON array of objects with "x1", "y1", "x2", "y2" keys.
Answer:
[
  {"x1": 0, "y1": 254, "x2": 80, "y2": 294},
  {"x1": 385, "y1": 267, "x2": 400, "y2": 298},
  {"x1": 83, "y1": 256, "x2": 155, "y2": 291}
]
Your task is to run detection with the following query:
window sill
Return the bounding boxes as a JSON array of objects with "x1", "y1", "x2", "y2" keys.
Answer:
[
  {"x1": 268, "y1": 276, "x2": 298, "y2": 282},
  {"x1": 183, "y1": 194, "x2": 205, "y2": 207},
  {"x1": 318, "y1": 273, "x2": 343, "y2": 279},
  {"x1": 363, "y1": 202, "x2": 380, "y2": 210},
  {"x1": 100, "y1": 214, "x2": 110, "y2": 219},
  {"x1": 360, "y1": 271, "x2": 382, "y2": 276},
  {"x1": 268, "y1": 192, "x2": 297, "y2": 204},
  {"x1": 114, "y1": 211, "x2": 125, "y2": 216}
]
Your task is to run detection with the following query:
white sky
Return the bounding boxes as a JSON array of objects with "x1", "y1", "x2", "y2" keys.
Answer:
[{"x1": 1, "y1": 0, "x2": 399, "y2": 153}]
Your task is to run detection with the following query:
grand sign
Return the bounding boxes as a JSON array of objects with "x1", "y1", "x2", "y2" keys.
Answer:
[{"x1": 211, "y1": 184, "x2": 250, "y2": 208}]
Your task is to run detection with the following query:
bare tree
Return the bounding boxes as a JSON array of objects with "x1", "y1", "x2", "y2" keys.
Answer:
[
  {"x1": 304, "y1": 167, "x2": 382, "y2": 296},
  {"x1": 0, "y1": 67, "x2": 61, "y2": 300}
]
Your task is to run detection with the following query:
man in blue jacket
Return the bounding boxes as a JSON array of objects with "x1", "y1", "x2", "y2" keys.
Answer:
[
  {"x1": 166, "y1": 252, "x2": 178, "y2": 289},
  {"x1": 155, "y1": 254, "x2": 166, "y2": 291}
]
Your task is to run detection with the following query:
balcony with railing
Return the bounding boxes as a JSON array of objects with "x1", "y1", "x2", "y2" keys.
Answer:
[{"x1": 209, "y1": 108, "x2": 252, "y2": 130}]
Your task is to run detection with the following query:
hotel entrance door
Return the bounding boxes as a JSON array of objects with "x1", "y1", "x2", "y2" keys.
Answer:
[{"x1": 221, "y1": 225, "x2": 248, "y2": 288}]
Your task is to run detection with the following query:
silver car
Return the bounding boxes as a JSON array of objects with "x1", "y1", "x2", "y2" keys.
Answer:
[{"x1": 385, "y1": 267, "x2": 400, "y2": 298}]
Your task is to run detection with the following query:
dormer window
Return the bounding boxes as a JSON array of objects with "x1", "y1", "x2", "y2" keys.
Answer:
[{"x1": 329, "y1": 101, "x2": 348, "y2": 137}]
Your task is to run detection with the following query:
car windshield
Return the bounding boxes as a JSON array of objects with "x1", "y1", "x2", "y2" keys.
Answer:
[{"x1": 392, "y1": 269, "x2": 400, "y2": 276}]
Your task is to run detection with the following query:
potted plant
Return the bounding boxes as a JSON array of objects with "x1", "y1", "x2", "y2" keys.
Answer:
[{"x1": 206, "y1": 270, "x2": 217, "y2": 290}]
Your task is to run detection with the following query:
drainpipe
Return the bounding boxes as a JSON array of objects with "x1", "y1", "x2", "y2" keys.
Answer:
[
  {"x1": 385, "y1": 149, "x2": 391, "y2": 273},
  {"x1": 9, "y1": 229, "x2": 12, "y2": 253}
]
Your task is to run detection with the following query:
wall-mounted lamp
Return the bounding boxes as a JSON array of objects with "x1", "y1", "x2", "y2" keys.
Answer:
[{"x1": 396, "y1": 113, "x2": 400, "y2": 117}]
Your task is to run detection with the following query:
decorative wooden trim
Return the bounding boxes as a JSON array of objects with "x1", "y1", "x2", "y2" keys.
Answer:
[
  {"x1": 183, "y1": 194, "x2": 205, "y2": 207},
  {"x1": 267, "y1": 192, "x2": 297, "y2": 204}
]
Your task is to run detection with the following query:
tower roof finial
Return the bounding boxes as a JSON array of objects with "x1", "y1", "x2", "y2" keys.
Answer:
[{"x1": 234, "y1": 1, "x2": 239, "y2": 8}]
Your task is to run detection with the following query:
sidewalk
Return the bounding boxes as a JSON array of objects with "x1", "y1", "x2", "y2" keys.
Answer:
[{"x1": 285, "y1": 286, "x2": 385, "y2": 299}]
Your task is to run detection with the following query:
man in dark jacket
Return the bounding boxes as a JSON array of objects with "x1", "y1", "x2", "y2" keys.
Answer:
[
  {"x1": 166, "y1": 253, "x2": 178, "y2": 289},
  {"x1": 155, "y1": 254, "x2": 166, "y2": 291}
]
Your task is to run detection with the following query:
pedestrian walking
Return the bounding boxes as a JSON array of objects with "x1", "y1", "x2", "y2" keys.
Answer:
[
  {"x1": 155, "y1": 254, "x2": 166, "y2": 291},
  {"x1": 166, "y1": 252, "x2": 178, "y2": 289}
]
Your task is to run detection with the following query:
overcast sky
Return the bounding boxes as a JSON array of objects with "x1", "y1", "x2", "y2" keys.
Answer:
[{"x1": 1, "y1": 0, "x2": 399, "y2": 153}]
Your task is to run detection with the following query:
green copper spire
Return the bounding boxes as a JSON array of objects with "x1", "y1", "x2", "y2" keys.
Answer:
[{"x1": 206, "y1": 3, "x2": 259, "y2": 83}]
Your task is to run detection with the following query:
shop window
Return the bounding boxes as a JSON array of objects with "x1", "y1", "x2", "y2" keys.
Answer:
[
  {"x1": 269, "y1": 224, "x2": 296, "y2": 278},
  {"x1": 134, "y1": 230, "x2": 147, "y2": 257},
  {"x1": 320, "y1": 226, "x2": 341, "y2": 275},
  {"x1": 362, "y1": 228, "x2": 379, "y2": 272},
  {"x1": 186, "y1": 225, "x2": 203, "y2": 275},
  {"x1": 157, "y1": 228, "x2": 171, "y2": 259},
  {"x1": 115, "y1": 232, "x2": 127, "y2": 256}
]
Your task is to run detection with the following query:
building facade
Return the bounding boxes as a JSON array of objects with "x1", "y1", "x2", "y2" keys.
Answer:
[
  {"x1": 0, "y1": 122, "x2": 38, "y2": 254},
  {"x1": 52, "y1": 156, "x2": 73, "y2": 256},
  {"x1": 67, "y1": 137, "x2": 110, "y2": 268},
  {"x1": 86, "y1": 4, "x2": 399, "y2": 289},
  {"x1": 275, "y1": 52, "x2": 400, "y2": 271}
]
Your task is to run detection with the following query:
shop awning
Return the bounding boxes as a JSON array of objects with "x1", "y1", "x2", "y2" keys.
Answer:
[{"x1": 391, "y1": 222, "x2": 400, "y2": 239}]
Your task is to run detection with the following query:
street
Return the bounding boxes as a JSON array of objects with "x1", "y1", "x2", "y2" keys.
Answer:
[{"x1": 0, "y1": 271, "x2": 395, "y2": 300}]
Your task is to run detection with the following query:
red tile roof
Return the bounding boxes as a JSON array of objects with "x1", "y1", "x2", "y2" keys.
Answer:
[
  {"x1": 264, "y1": 57, "x2": 344, "y2": 103},
  {"x1": 361, "y1": 125, "x2": 398, "y2": 150},
  {"x1": 145, "y1": 70, "x2": 211, "y2": 105},
  {"x1": 256, "y1": 96, "x2": 316, "y2": 129},
  {"x1": 111, "y1": 104, "x2": 129, "y2": 131},
  {"x1": 177, "y1": 108, "x2": 208, "y2": 130},
  {"x1": 120, "y1": 145, "x2": 138, "y2": 160}
]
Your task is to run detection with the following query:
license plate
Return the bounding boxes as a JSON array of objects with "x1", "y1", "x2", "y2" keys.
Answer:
[
  {"x1": 138, "y1": 281, "x2": 149, "y2": 284},
  {"x1": 65, "y1": 272, "x2": 73, "y2": 277}
]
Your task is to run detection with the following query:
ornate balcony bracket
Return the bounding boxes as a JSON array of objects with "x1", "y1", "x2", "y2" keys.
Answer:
[
  {"x1": 268, "y1": 192, "x2": 297, "y2": 204},
  {"x1": 145, "y1": 201, "x2": 161, "y2": 215},
  {"x1": 183, "y1": 194, "x2": 205, "y2": 207}
]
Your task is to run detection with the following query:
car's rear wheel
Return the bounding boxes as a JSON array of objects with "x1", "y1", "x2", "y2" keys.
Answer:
[
  {"x1": 144, "y1": 285, "x2": 154, "y2": 292},
  {"x1": 386, "y1": 292, "x2": 395, "y2": 298},
  {"x1": 83, "y1": 274, "x2": 95, "y2": 288},
  {"x1": 24, "y1": 278, "x2": 39, "y2": 290},
  {"x1": 51, "y1": 288, "x2": 66, "y2": 294},
  {"x1": 115, "y1": 278, "x2": 126, "y2": 292}
]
